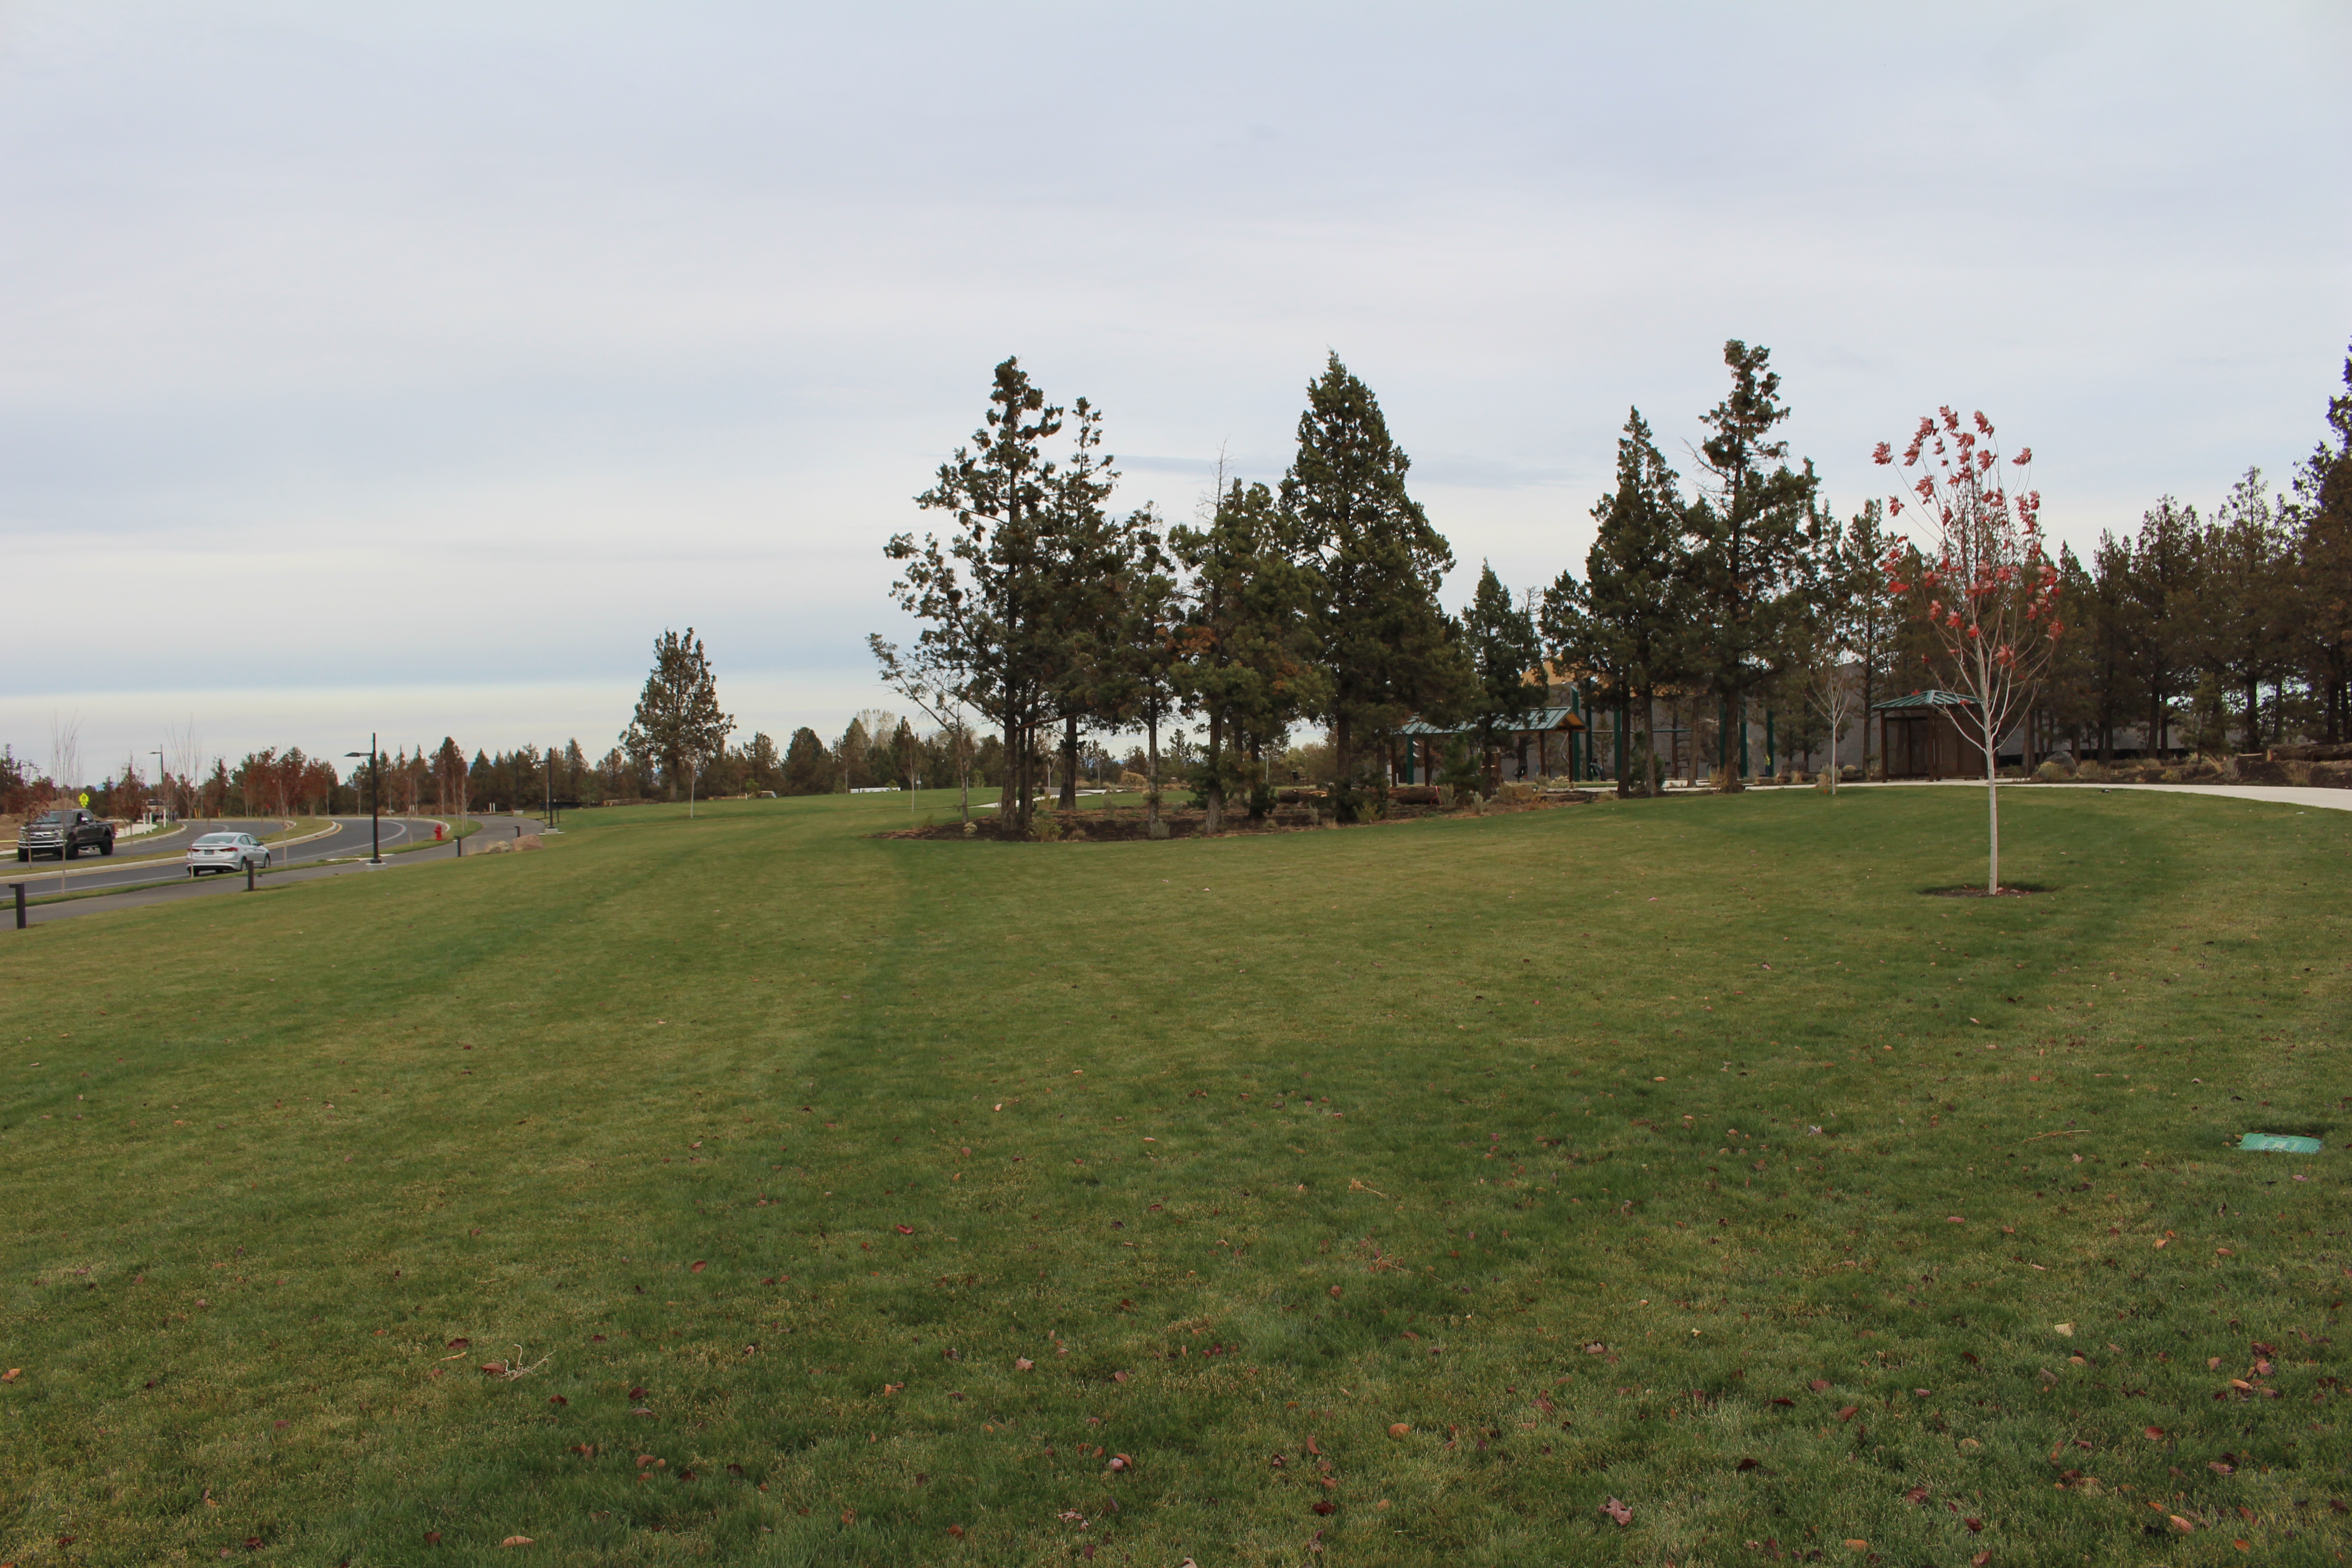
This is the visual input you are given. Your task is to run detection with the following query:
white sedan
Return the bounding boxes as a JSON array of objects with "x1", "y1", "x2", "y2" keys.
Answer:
[{"x1": 186, "y1": 832, "x2": 270, "y2": 876}]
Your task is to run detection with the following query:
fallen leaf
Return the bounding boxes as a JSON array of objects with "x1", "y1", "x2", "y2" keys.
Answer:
[
  {"x1": 2144, "y1": 1426, "x2": 2166, "y2": 1440},
  {"x1": 1388, "y1": 1423, "x2": 1411, "y2": 1437},
  {"x1": 1904, "y1": 1484, "x2": 1929, "y2": 1504},
  {"x1": 1971, "y1": 1553, "x2": 1991, "y2": 1568},
  {"x1": 2210, "y1": 1461, "x2": 2235, "y2": 1475},
  {"x1": 2169, "y1": 1515, "x2": 2195, "y2": 1533},
  {"x1": 1808, "y1": 1378, "x2": 1832, "y2": 1392},
  {"x1": 689, "y1": 1260, "x2": 707, "y2": 1274},
  {"x1": 1015, "y1": 1357, "x2": 1034, "y2": 1371},
  {"x1": 1600, "y1": 1497, "x2": 1632, "y2": 1526},
  {"x1": 1838, "y1": 1406, "x2": 1859, "y2": 1422},
  {"x1": 1311, "y1": 1499, "x2": 1337, "y2": 1515},
  {"x1": 1965, "y1": 1517, "x2": 1984, "y2": 1532},
  {"x1": 0, "y1": 1368, "x2": 19, "y2": 1383},
  {"x1": 446, "y1": 1338, "x2": 469, "y2": 1350},
  {"x1": 1844, "y1": 1542, "x2": 1869, "y2": 1552},
  {"x1": 1306, "y1": 1436, "x2": 1324, "y2": 1456},
  {"x1": 2053, "y1": 1322, "x2": 2074, "y2": 1336},
  {"x1": 896, "y1": 1225, "x2": 915, "y2": 1235},
  {"x1": 1738, "y1": 1457, "x2": 1761, "y2": 1472},
  {"x1": 1107, "y1": 1453, "x2": 1131, "y2": 1472},
  {"x1": 500, "y1": 1537, "x2": 534, "y2": 1548}
]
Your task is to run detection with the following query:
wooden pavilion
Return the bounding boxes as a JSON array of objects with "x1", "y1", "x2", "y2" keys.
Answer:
[{"x1": 1873, "y1": 690, "x2": 1980, "y2": 779}]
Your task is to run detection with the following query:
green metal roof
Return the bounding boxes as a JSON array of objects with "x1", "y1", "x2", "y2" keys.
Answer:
[{"x1": 1871, "y1": 689, "x2": 1979, "y2": 711}]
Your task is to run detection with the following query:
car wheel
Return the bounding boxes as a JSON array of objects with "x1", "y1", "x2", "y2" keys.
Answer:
[
  {"x1": 100, "y1": 837, "x2": 114, "y2": 857},
  {"x1": 63, "y1": 841, "x2": 78, "y2": 861},
  {"x1": 262, "y1": 853, "x2": 273, "y2": 869}
]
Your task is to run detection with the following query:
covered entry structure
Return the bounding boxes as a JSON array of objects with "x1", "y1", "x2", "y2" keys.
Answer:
[
  {"x1": 1874, "y1": 690, "x2": 1980, "y2": 779},
  {"x1": 1397, "y1": 703, "x2": 1589, "y2": 784}
]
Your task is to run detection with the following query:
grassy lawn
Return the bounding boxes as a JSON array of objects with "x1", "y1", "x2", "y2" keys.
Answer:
[{"x1": 1, "y1": 785, "x2": 2346, "y2": 1565}]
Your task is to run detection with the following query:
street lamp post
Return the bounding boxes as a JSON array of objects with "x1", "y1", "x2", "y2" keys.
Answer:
[
  {"x1": 151, "y1": 747, "x2": 166, "y2": 825},
  {"x1": 343, "y1": 735, "x2": 383, "y2": 864}
]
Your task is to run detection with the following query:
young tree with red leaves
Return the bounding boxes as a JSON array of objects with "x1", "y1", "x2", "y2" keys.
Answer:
[{"x1": 1876, "y1": 408, "x2": 2063, "y2": 894}]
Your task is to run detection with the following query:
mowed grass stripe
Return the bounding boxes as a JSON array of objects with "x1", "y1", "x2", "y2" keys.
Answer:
[{"x1": 0, "y1": 785, "x2": 2344, "y2": 1564}]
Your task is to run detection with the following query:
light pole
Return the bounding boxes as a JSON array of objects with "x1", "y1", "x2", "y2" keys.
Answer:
[
  {"x1": 151, "y1": 747, "x2": 166, "y2": 824},
  {"x1": 343, "y1": 735, "x2": 383, "y2": 864}
]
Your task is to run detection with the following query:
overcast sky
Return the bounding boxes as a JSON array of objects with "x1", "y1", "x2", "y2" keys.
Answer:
[{"x1": 4, "y1": 2, "x2": 2347, "y2": 780}]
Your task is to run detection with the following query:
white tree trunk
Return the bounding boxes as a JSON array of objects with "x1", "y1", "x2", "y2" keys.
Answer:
[{"x1": 1984, "y1": 716, "x2": 2000, "y2": 894}]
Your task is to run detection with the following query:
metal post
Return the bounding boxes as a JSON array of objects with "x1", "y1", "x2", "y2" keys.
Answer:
[
  {"x1": 245, "y1": 858, "x2": 255, "y2": 892},
  {"x1": 12, "y1": 882, "x2": 24, "y2": 930},
  {"x1": 370, "y1": 732, "x2": 382, "y2": 864}
]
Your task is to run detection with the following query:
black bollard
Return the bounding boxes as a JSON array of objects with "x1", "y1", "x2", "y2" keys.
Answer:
[
  {"x1": 246, "y1": 859, "x2": 256, "y2": 892},
  {"x1": 12, "y1": 882, "x2": 23, "y2": 930}
]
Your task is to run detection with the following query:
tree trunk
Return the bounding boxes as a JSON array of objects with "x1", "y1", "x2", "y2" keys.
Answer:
[
  {"x1": 996, "y1": 719, "x2": 1019, "y2": 821},
  {"x1": 1203, "y1": 708, "x2": 1225, "y2": 835},
  {"x1": 1984, "y1": 714, "x2": 2000, "y2": 894},
  {"x1": 1145, "y1": 712, "x2": 1160, "y2": 830},
  {"x1": 1059, "y1": 715, "x2": 1079, "y2": 810},
  {"x1": 1333, "y1": 711, "x2": 1352, "y2": 789},
  {"x1": 1614, "y1": 692, "x2": 1629, "y2": 798}
]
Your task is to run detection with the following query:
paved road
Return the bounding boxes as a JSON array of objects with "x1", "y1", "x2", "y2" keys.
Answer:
[{"x1": 6, "y1": 815, "x2": 552, "y2": 929}]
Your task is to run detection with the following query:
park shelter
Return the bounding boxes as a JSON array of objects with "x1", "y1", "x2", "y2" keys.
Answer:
[
  {"x1": 1874, "y1": 690, "x2": 1980, "y2": 779},
  {"x1": 1396, "y1": 704, "x2": 1588, "y2": 784}
]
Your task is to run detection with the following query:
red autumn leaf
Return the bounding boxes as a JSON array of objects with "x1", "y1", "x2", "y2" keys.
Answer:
[
  {"x1": 548, "y1": 1394, "x2": 567, "y2": 1406},
  {"x1": 2144, "y1": 1426, "x2": 2165, "y2": 1440},
  {"x1": 947, "y1": 1525, "x2": 965, "y2": 1539},
  {"x1": 1971, "y1": 1553, "x2": 1990, "y2": 1568},
  {"x1": 677, "y1": 1469, "x2": 696, "y2": 1481},
  {"x1": 425, "y1": 1531, "x2": 442, "y2": 1544},
  {"x1": 896, "y1": 1225, "x2": 915, "y2": 1235},
  {"x1": 629, "y1": 1387, "x2": 647, "y2": 1400},
  {"x1": 446, "y1": 1338, "x2": 469, "y2": 1350},
  {"x1": 1600, "y1": 1497, "x2": 1632, "y2": 1527},
  {"x1": 1015, "y1": 1357, "x2": 1034, "y2": 1371},
  {"x1": 1838, "y1": 1406, "x2": 1859, "y2": 1422},
  {"x1": 1736, "y1": 1457, "x2": 1760, "y2": 1471},
  {"x1": 1904, "y1": 1485, "x2": 1929, "y2": 1504},
  {"x1": 1311, "y1": 1500, "x2": 1337, "y2": 1516},
  {"x1": 1306, "y1": 1435, "x2": 1323, "y2": 1455},
  {"x1": 1965, "y1": 1517, "x2": 1984, "y2": 1532},
  {"x1": 689, "y1": 1260, "x2": 707, "y2": 1273},
  {"x1": 1772, "y1": 1397, "x2": 1795, "y2": 1407},
  {"x1": 1808, "y1": 1378, "x2": 1832, "y2": 1392}
]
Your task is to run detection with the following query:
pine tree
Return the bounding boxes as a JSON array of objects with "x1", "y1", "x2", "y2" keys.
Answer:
[
  {"x1": 1460, "y1": 564, "x2": 1541, "y2": 788},
  {"x1": 1547, "y1": 409, "x2": 1690, "y2": 796},
  {"x1": 621, "y1": 627, "x2": 734, "y2": 815},
  {"x1": 1171, "y1": 479, "x2": 1326, "y2": 833},
  {"x1": 891, "y1": 358, "x2": 1117, "y2": 828},
  {"x1": 2289, "y1": 341, "x2": 2352, "y2": 740},
  {"x1": 1281, "y1": 353, "x2": 1469, "y2": 813},
  {"x1": 1685, "y1": 341, "x2": 1820, "y2": 788}
]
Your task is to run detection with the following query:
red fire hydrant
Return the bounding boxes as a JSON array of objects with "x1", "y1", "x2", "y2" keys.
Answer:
[{"x1": 434, "y1": 824, "x2": 445, "y2": 842}]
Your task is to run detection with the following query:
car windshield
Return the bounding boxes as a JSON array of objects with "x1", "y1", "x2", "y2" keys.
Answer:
[
  {"x1": 34, "y1": 810, "x2": 68, "y2": 823},
  {"x1": 194, "y1": 833, "x2": 238, "y2": 846}
]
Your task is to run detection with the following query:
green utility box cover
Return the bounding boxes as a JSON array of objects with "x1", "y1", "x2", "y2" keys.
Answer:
[{"x1": 2238, "y1": 1132, "x2": 2324, "y2": 1154}]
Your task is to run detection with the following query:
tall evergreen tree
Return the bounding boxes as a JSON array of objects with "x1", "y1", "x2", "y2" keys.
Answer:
[
  {"x1": 2289, "y1": 341, "x2": 2352, "y2": 741},
  {"x1": 1280, "y1": 353, "x2": 1469, "y2": 814},
  {"x1": 888, "y1": 358, "x2": 1075, "y2": 829},
  {"x1": 2127, "y1": 498, "x2": 2202, "y2": 758},
  {"x1": 1460, "y1": 564, "x2": 1542, "y2": 786},
  {"x1": 1546, "y1": 409, "x2": 1691, "y2": 796},
  {"x1": 2192, "y1": 469, "x2": 2294, "y2": 747},
  {"x1": 1684, "y1": 341, "x2": 1820, "y2": 788},
  {"x1": 1171, "y1": 479, "x2": 1326, "y2": 834},
  {"x1": 620, "y1": 627, "x2": 733, "y2": 815}
]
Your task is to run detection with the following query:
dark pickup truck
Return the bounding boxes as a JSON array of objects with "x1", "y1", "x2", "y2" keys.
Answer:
[{"x1": 16, "y1": 807, "x2": 115, "y2": 862}]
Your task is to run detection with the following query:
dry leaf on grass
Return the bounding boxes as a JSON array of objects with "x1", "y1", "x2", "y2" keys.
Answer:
[
  {"x1": 500, "y1": 1537, "x2": 533, "y2": 1548},
  {"x1": 1600, "y1": 1497, "x2": 1632, "y2": 1526}
]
